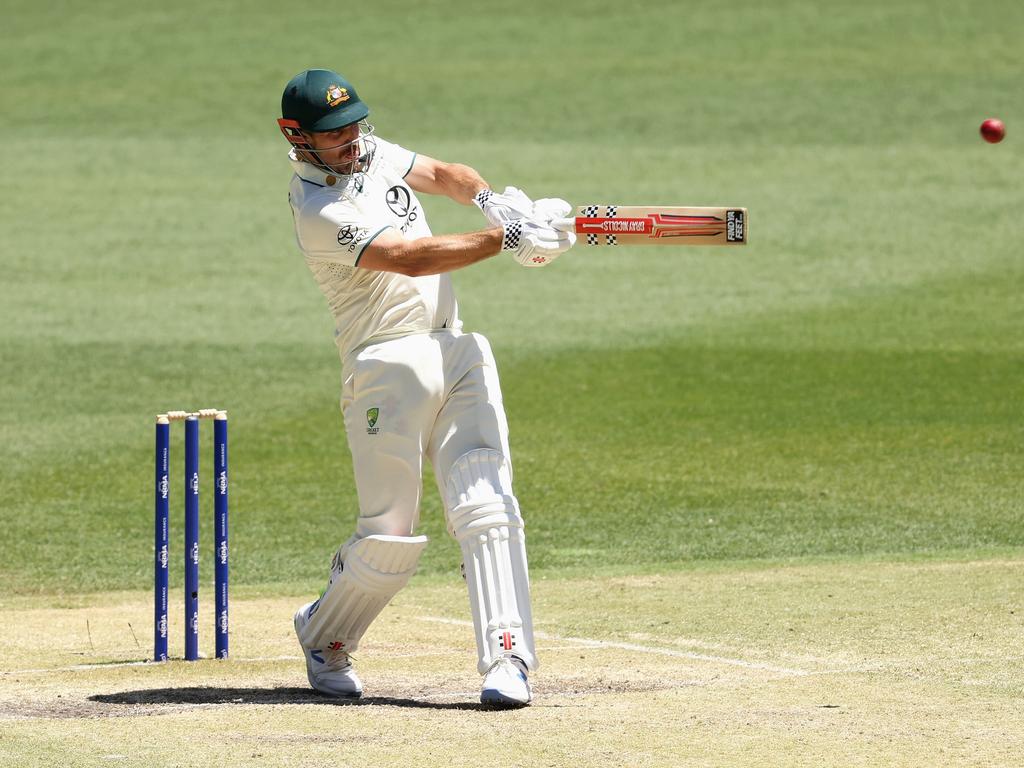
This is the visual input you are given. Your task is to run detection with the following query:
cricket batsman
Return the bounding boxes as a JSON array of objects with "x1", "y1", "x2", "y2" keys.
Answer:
[{"x1": 277, "y1": 68, "x2": 575, "y2": 707}]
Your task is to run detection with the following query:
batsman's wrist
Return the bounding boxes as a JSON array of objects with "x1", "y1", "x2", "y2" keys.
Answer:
[
  {"x1": 472, "y1": 188, "x2": 493, "y2": 211},
  {"x1": 500, "y1": 220, "x2": 522, "y2": 252}
]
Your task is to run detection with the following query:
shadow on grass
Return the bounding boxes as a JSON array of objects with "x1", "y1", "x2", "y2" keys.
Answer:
[{"x1": 90, "y1": 686, "x2": 489, "y2": 711}]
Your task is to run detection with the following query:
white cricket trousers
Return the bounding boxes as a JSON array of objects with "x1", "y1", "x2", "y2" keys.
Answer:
[{"x1": 341, "y1": 330, "x2": 513, "y2": 536}]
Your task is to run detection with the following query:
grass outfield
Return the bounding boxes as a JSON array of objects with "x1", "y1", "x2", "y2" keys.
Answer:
[{"x1": 1, "y1": 0, "x2": 1022, "y2": 764}]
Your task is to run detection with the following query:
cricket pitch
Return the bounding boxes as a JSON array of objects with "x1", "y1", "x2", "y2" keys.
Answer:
[{"x1": 1, "y1": 557, "x2": 1022, "y2": 767}]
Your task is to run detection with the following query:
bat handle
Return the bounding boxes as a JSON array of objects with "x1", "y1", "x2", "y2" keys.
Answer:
[{"x1": 551, "y1": 217, "x2": 577, "y2": 233}]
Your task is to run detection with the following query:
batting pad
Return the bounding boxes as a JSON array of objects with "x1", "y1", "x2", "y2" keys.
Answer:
[
  {"x1": 446, "y1": 449, "x2": 537, "y2": 674},
  {"x1": 298, "y1": 534, "x2": 428, "y2": 652}
]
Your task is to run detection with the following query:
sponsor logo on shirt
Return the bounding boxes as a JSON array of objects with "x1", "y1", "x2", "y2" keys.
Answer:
[
  {"x1": 337, "y1": 225, "x2": 357, "y2": 246},
  {"x1": 337, "y1": 225, "x2": 368, "y2": 253},
  {"x1": 385, "y1": 185, "x2": 419, "y2": 233},
  {"x1": 366, "y1": 407, "x2": 380, "y2": 434},
  {"x1": 385, "y1": 186, "x2": 412, "y2": 217}
]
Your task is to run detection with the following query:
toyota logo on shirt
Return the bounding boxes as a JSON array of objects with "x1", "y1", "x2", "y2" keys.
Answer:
[
  {"x1": 385, "y1": 186, "x2": 412, "y2": 217},
  {"x1": 337, "y1": 225, "x2": 356, "y2": 246}
]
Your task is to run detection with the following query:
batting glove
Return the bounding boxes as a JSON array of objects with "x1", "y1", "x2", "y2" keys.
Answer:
[
  {"x1": 474, "y1": 186, "x2": 535, "y2": 226},
  {"x1": 501, "y1": 218, "x2": 577, "y2": 268},
  {"x1": 530, "y1": 197, "x2": 573, "y2": 223}
]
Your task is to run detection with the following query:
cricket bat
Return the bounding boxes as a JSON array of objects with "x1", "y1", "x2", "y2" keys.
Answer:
[{"x1": 553, "y1": 205, "x2": 747, "y2": 246}]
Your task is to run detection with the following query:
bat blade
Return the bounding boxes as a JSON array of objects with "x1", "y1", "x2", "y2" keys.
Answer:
[{"x1": 554, "y1": 206, "x2": 747, "y2": 246}]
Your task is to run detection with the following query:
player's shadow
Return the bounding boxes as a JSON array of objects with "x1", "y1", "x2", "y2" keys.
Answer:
[{"x1": 90, "y1": 687, "x2": 485, "y2": 711}]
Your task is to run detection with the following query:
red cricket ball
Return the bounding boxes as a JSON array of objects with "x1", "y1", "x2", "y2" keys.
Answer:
[{"x1": 980, "y1": 118, "x2": 1005, "y2": 144}]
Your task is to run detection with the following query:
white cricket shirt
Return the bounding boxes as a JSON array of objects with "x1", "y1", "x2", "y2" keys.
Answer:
[{"x1": 286, "y1": 138, "x2": 461, "y2": 361}]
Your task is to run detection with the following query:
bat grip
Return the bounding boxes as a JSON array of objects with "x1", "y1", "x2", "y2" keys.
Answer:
[{"x1": 551, "y1": 218, "x2": 577, "y2": 233}]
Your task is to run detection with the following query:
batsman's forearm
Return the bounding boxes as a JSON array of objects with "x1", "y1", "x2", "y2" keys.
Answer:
[
  {"x1": 372, "y1": 228, "x2": 503, "y2": 276},
  {"x1": 434, "y1": 163, "x2": 490, "y2": 206}
]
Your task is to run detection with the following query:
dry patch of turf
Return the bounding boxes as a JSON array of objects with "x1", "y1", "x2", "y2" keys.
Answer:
[{"x1": 1, "y1": 558, "x2": 1022, "y2": 767}]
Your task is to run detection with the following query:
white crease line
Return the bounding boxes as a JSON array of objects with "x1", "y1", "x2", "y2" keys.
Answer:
[
  {"x1": 5, "y1": 624, "x2": 817, "y2": 679},
  {"x1": 417, "y1": 616, "x2": 810, "y2": 677},
  {"x1": 1, "y1": 655, "x2": 304, "y2": 676}
]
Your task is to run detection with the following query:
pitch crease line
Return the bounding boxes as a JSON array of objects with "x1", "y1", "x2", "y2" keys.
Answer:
[
  {"x1": 1, "y1": 655, "x2": 305, "y2": 675},
  {"x1": 416, "y1": 616, "x2": 810, "y2": 677}
]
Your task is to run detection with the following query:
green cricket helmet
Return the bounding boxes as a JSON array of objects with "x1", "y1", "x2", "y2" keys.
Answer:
[{"x1": 278, "y1": 69, "x2": 376, "y2": 177}]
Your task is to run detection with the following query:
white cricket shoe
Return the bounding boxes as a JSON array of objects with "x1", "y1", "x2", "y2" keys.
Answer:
[
  {"x1": 293, "y1": 602, "x2": 363, "y2": 698},
  {"x1": 480, "y1": 654, "x2": 532, "y2": 707}
]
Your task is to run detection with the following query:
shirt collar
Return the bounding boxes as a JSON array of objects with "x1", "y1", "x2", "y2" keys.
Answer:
[{"x1": 288, "y1": 148, "x2": 357, "y2": 191}]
